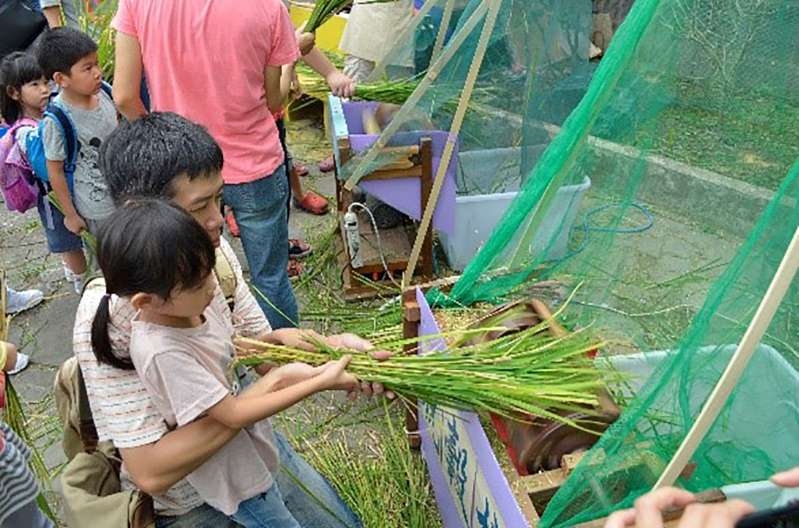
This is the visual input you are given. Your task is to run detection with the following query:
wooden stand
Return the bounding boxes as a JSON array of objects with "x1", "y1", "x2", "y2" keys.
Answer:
[{"x1": 334, "y1": 136, "x2": 435, "y2": 300}]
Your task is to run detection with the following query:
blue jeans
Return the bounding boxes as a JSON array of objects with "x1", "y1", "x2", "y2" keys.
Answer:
[
  {"x1": 222, "y1": 168, "x2": 298, "y2": 329},
  {"x1": 230, "y1": 484, "x2": 298, "y2": 528},
  {"x1": 155, "y1": 433, "x2": 361, "y2": 528}
]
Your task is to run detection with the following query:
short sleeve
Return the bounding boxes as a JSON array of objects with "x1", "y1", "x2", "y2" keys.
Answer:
[
  {"x1": 111, "y1": 0, "x2": 137, "y2": 37},
  {"x1": 267, "y1": 2, "x2": 301, "y2": 67},
  {"x1": 14, "y1": 126, "x2": 35, "y2": 156},
  {"x1": 143, "y1": 351, "x2": 230, "y2": 427},
  {"x1": 41, "y1": 116, "x2": 66, "y2": 162}
]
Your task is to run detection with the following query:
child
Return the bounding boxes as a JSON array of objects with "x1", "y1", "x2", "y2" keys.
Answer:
[
  {"x1": 92, "y1": 199, "x2": 358, "y2": 527},
  {"x1": 0, "y1": 339, "x2": 54, "y2": 528},
  {"x1": 35, "y1": 27, "x2": 117, "y2": 241},
  {"x1": 0, "y1": 51, "x2": 88, "y2": 293}
]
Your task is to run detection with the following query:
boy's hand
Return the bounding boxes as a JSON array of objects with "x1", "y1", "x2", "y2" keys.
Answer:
[
  {"x1": 272, "y1": 362, "x2": 323, "y2": 388},
  {"x1": 64, "y1": 213, "x2": 87, "y2": 235},
  {"x1": 325, "y1": 71, "x2": 356, "y2": 98},
  {"x1": 317, "y1": 356, "x2": 357, "y2": 392}
]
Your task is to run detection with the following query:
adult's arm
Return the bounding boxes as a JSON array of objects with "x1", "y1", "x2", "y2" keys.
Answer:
[
  {"x1": 120, "y1": 418, "x2": 239, "y2": 496},
  {"x1": 113, "y1": 32, "x2": 148, "y2": 121}
]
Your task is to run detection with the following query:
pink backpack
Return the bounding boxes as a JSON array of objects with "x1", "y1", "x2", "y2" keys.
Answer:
[{"x1": 0, "y1": 118, "x2": 40, "y2": 213}]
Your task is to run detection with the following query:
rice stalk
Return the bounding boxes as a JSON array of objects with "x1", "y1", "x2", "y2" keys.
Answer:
[
  {"x1": 292, "y1": 403, "x2": 441, "y2": 528},
  {"x1": 236, "y1": 319, "x2": 607, "y2": 429}
]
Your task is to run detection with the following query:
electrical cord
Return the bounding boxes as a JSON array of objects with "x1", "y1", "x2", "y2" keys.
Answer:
[{"x1": 347, "y1": 202, "x2": 401, "y2": 288}]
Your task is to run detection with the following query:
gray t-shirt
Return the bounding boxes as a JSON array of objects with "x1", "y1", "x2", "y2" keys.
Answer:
[
  {"x1": 42, "y1": 92, "x2": 117, "y2": 221},
  {"x1": 40, "y1": 0, "x2": 80, "y2": 28}
]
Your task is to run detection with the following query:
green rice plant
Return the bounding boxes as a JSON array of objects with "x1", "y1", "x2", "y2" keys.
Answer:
[
  {"x1": 47, "y1": 192, "x2": 97, "y2": 257},
  {"x1": 236, "y1": 316, "x2": 606, "y2": 428},
  {"x1": 305, "y1": 0, "x2": 398, "y2": 34},
  {"x1": 291, "y1": 402, "x2": 441, "y2": 528}
]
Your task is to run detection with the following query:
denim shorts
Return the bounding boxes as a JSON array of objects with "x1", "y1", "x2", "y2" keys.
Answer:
[{"x1": 36, "y1": 194, "x2": 82, "y2": 254}]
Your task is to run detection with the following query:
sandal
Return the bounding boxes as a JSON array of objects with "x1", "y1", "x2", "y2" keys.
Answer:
[
  {"x1": 294, "y1": 161, "x2": 310, "y2": 177},
  {"x1": 225, "y1": 208, "x2": 240, "y2": 237},
  {"x1": 289, "y1": 238, "x2": 312, "y2": 259},
  {"x1": 293, "y1": 191, "x2": 329, "y2": 215},
  {"x1": 318, "y1": 155, "x2": 335, "y2": 173},
  {"x1": 287, "y1": 259, "x2": 304, "y2": 278}
]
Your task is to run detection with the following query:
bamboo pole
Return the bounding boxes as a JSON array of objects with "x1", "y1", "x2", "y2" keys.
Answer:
[
  {"x1": 401, "y1": 0, "x2": 503, "y2": 288},
  {"x1": 654, "y1": 225, "x2": 799, "y2": 489},
  {"x1": 343, "y1": 1, "x2": 490, "y2": 190},
  {"x1": 431, "y1": 0, "x2": 456, "y2": 62}
]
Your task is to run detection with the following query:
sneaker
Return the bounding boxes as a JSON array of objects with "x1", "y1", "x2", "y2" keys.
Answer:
[
  {"x1": 288, "y1": 239, "x2": 313, "y2": 260},
  {"x1": 7, "y1": 352, "x2": 30, "y2": 375},
  {"x1": 5, "y1": 287, "x2": 44, "y2": 315}
]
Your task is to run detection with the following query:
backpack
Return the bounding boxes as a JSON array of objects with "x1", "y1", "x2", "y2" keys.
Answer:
[
  {"x1": 26, "y1": 81, "x2": 114, "y2": 194},
  {"x1": 0, "y1": 117, "x2": 40, "y2": 213}
]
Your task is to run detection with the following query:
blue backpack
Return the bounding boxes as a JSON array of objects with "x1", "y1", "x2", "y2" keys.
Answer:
[{"x1": 27, "y1": 81, "x2": 113, "y2": 194}]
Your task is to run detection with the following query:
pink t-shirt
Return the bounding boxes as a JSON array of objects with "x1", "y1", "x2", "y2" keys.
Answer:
[{"x1": 113, "y1": 0, "x2": 300, "y2": 184}]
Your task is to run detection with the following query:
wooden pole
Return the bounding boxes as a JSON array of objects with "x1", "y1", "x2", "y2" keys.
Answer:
[
  {"x1": 401, "y1": 0, "x2": 504, "y2": 288},
  {"x1": 654, "y1": 225, "x2": 799, "y2": 489},
  {"x1": 431, "y1": 0, "x2": 456, "y2": 62},
  {"x1": 343, "y1": 1, "x2": 490, "y2": 191}
]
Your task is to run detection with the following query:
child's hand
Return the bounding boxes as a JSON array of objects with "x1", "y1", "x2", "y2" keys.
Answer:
[
  {"x1": 273, "y1": 362, "x2": 323, "y2": 388},
  {"x1": 64, "y1": 213, "x2": 87, "y2": 235},
  {"x1": 296, "y1": 29, "x2": 315, "y2": 56},
  {"x1": 317, "y1": 355, "x2": 357, "y2": 392},
  {"x1": 325, "y1": 71, "x2": 356, "y2": 98}
]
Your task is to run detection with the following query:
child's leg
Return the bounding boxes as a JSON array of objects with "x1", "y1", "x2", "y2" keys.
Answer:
[
  {"x1": 61, "y1": 249, "x2": 87, "y2": 276},
  {"x1": 230, "y1": 485, "x2": 300, "y2": 528},
  {"x1": 2, "y1": 499, "x2": 54, "y2": 528}
]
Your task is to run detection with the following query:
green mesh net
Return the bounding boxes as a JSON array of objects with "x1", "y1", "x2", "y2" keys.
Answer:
[{"x1": 342, "y1": 0, "x2": 798, "y2": 524}]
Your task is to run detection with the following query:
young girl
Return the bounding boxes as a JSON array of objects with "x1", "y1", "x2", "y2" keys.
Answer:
[
  {"x1": 91, "y1": 199, "x2": 357, "y2": 528},
  {"x1": 0, "y1": 51, "x2": 88, "y2": 293},
  {"x1": 0, "y1": 339, "x2": 54, "y2": 528}
]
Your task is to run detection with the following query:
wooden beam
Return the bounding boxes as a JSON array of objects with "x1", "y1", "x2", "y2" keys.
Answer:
[{"x1": 401, "y1": 0, "x2": 504, "y2": 288}]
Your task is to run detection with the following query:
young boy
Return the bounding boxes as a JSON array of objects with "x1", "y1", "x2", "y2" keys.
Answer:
[{"x1": 35, "y1": 27, "x2": 117, "y2": 245}]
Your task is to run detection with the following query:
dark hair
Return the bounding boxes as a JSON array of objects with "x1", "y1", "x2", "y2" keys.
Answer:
[
  {"x1": 100, "y1": 112, "x2": 224, "y2": 205},
  {"x1": 0, "y1": 52, "x2": 45, "y2": 124},
  {"x1": 35, "y1": 27, "x2": 98, "y2": 80},
  {"x1": 91, "y1": 199, "x2": 216, "y2": 369}
]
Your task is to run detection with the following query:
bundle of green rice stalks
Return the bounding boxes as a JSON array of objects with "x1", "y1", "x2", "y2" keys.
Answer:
[
  {"x1": 305, "y1": 0, "x2": 397, "y2": 34},
  {"x1": 236, "y1": 316, "x2": 606, "y2": 427}
]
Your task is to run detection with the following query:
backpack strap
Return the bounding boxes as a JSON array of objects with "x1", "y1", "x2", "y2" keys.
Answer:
[
  {"x1": 43, "y1": 102, "x2": 79, "y2": 194},
  {"x1": 214, "y1": 247, "x2": 237, "y2": 312},
  {"x1": 76, "y1": 365, "x2": 99, "y2": 452}
]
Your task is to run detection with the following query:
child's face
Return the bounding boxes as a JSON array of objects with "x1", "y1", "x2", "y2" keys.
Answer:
[
  {"x1": 157, "y1": 273, "x2": 216, "y2": 319},
  {"x1": 170, "y1": 172, "x2": 225, "y2": 248},
  {"x1": 9, "y1": 77, "x2": 50, "y2": 119},
  {"x1": 60, "y1": 52, "x2": 103, "y2": 96}
]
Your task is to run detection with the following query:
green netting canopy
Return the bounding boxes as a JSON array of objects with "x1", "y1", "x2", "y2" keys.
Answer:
[{"x1": 406, "y1": 0, "x2": 798, "y2": 525}]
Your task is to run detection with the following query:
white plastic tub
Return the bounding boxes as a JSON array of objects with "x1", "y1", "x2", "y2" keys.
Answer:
[{"x1": 438, "y1": 147, "x2": 591, "y2": 271}]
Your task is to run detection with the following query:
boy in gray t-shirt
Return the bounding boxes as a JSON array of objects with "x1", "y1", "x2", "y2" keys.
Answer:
[{"x1": 36, "y1": 27, "x2": 118, "y2": 236}]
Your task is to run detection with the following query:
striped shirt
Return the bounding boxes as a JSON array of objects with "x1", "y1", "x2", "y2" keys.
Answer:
[
  {"x1": 72, "y1": 237, "x2": 270, "y2": 515},
  {"x1": 0, "y1": 422, "x2": 40, "y2": 525}
]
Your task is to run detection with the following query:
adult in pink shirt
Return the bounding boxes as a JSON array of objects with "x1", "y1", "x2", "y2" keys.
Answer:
[{"x1": 112, "y1": 0, "x2": 303, "y2": 329}]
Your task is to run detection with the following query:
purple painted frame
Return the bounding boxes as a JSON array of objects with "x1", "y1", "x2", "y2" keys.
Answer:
[{"x1": 415, "y1": 288, "x2": 530, "y2": 528}]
